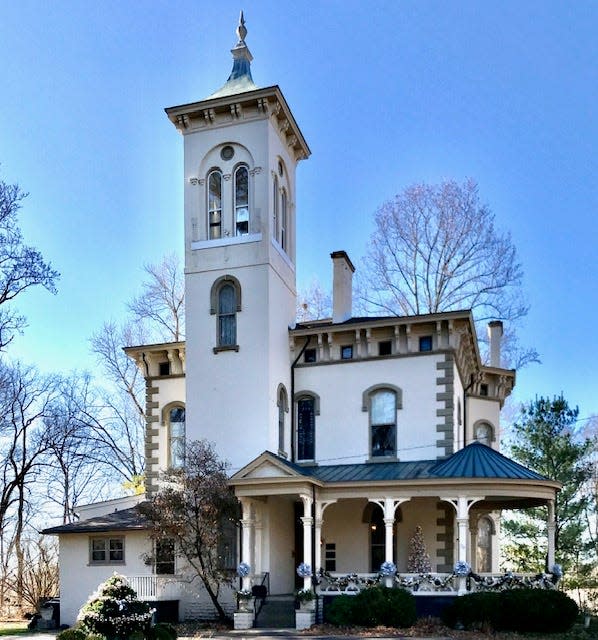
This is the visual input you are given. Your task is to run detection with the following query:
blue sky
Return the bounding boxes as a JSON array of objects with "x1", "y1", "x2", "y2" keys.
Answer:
[{"x1": 1, "y1": 1, "x2": 596, "y2": 423}]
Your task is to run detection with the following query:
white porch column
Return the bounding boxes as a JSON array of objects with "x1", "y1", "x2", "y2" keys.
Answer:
[
  {"x1": 547, "y1": 499, "x2": 556, "y2": 569},
  {"x1": 300, "y1": 494, "x2": 314, "y2": 591},
  {"x1": 254, "y1": 517, "x2": 263, "y2": 578},
  {"x1": 370, "y1": 497, "x2": 410, "y2": 570},
  {"x1": 239, "y1": 498, "x2": 254, "y2": 591},
  {"x1": 442, "y1": 496, "x2": 484, "y2": 594}
]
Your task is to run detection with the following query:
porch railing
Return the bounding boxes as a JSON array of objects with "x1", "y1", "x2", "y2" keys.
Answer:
[
  {"x1": 125, "y1": 575, "x2": 181, "y2": 600},
  {"x1": 317, "y1": 571, "x2": 558, "y2": 595}
]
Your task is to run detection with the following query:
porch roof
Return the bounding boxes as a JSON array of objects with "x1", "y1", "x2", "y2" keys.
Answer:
[
  {"x1": 268, "y1": 442, "x2": 548, "y2": 483},
  {"x1": 42, "y1": 504, "x2": 149, "y2": 535}
]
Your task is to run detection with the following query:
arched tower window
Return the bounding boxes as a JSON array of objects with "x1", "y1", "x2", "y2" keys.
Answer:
[
  {"x1": 207, "y1": 170, "x2": 223, "y2": 239},
  {"x1": 281, "y1": 189, "x2": 288, "y2": 251},
  {"x1": 234, "y1": 165, "x2": 249, "y2": 236},
  {"x1": 210, "y1": 276, "x2": 242, "y2": 352},
  {"x1": 218, "y1": 284, "x2": 236, "y2": 347}
]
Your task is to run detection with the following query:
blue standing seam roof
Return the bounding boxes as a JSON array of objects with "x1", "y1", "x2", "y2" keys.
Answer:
[{"x1": 267, "y1": 442, "x2": 549, "y2": 483}]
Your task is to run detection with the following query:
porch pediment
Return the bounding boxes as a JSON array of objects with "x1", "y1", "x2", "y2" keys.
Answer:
[{"x1": 230, "y1": 450, "x2": 308, "y2": 481}]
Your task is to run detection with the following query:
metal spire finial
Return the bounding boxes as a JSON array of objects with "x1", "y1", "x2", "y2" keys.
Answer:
[{"x1": 236, "y1": 11, "x2": 247, "y2": 44}]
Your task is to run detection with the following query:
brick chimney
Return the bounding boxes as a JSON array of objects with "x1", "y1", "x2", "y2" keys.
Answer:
[
  {"x1": 331, "y1": 251, "x2": 355, "y2": 324},
  {"x1": 487, "y1": 321, "x2": 503, "y2": 367}
]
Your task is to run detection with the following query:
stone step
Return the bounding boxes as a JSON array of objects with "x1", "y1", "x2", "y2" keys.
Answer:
[{"x1": 254, "y1": 596, "x2": 296, "y2": 629}]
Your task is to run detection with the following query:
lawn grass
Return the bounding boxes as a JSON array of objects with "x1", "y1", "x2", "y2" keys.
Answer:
[{"x1": 0, "y1": 621, "x2": 28, "y2": 636}]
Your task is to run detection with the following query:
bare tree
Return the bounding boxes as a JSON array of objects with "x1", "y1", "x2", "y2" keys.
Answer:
[
  {"x1": 140, "y1": 440, "x2": 239, "y2": 622},
  {"x1": 359, "y1": 179, "x2": 536, "y2": 367},
  {"x1": 296, "y1": 278, "x2": 332, "y2": 322},
  {"x1": 128, "y1": 254, "x2": 185, "y2": 342},
  {"x1": 0, "y1": 175, "x2": 59, "y2": 350},
  {"x1": 4, "y1": 537, "x2": 58, "y2": 611}
]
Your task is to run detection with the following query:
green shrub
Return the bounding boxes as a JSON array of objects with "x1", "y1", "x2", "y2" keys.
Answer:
[
  {"x1": 353, "y1": 586, "x2": 416, "y2": 628},
  {"x1": 326, "y1": 587, "x2": 416, "y2": 628},
  {"x1": 441, "y1": 591, "x2": 500, "y2": 629},
  {"x1": 496, "y1": 589, "x2": 578, "y2": 633},
  {"x1": 56, "y1": 628, "x2": 87, "y2": 640},
  {"x1": 326, "y1": 595, "x2": 355, "y2": 626},
  {"x1": 147, "y1": 623, "x2": 177, "y2": 640},
  {"x1": 442, "y1": 589, "x2": 578, "y2": 634},
  {"x1": 77, "y1": 574, "x2": 153, "y2": 640}
]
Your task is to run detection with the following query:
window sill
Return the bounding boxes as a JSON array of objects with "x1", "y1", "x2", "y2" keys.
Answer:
[
  {"x1": 367, "y1": 456, "x2": 399, "y2": 463},
  {"x1": 192, "y1": 233, "x2": 262, "y2": 251},
  {"x1": 213, "y1": 345, "x2": 240, "y2": 354},
  {"x1": 88, "y1": 561, "x2": 126, "y2": 566}
]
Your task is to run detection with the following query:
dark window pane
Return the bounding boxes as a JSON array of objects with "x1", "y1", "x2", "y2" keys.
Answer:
[
  {"x1": 371, "y1": 424, "x2": 396, "y2": 457},
  {"x1": 419, "y1": 335, "x2": 433, "y2": 352},
  {"x1": 297, "y1": 398, "x2": 315, "y2": 460},
  {"x1": 378, "y1": 341, "x2": 392, "y2": 356},
  {"x1": 156, "y1": 539, "x2": 176, "y2": 575},
  {"x1": 304, "y1": 348, "x2": 316, "y2": 363},
  {"x1": 341, "y1": 345, "x2": 353, "y2": 360},
  {"x1": 235, "y1": 167, "x2": 248, "y2": 205}
]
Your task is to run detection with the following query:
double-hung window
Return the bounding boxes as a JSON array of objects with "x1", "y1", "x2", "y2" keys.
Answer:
[
  {"x1": 218, "y1": 284, "x2": 237, "y2": 347},
  {"x1": 169, "y1": 407, "x2": 186, "y2": 468},
  {"x1": 370, "y1": 389, "x2": 397, "y2": 458},
  {"x1": 90, "y1": 537, "x2": 124, "y2": 564}
]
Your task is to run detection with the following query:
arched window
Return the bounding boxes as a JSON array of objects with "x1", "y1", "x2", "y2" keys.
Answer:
[
  {"x1": 168, "y1": 406, "x2": 185, "y2": 469},
  {"x1": 296, "y1": 392, "x2": 319, "y2": 462},
  {"x1": 218, "y1": 284, "x2": 236, "y2": 347},
  {"x1": 207, "y1": 170, "x2": 222, "y2": 239},
  {"x1": 272, "y1": 175, "x2": 279, "y2": 240},
  {"x1": 370, "y1": 389, "x2": 397, "y2": 458},
  {"x1": 280, "y1": 189, "x2": 287, "y2": 251},
  {"x1": 474, "y1": 421, "x2": 494, "y2": 445},
  {"x1": 234, "y1": 165, "x2": 249, "y2": 236},
  {"x1": 476, "y1": 516, "x2": 494, "y2": 572},
  {"x1": 210, "y1": 276, "x2": 242, "y2": 352},
  {"x1": 277, "y1": 384, "x2": 289, "y2": 456}
]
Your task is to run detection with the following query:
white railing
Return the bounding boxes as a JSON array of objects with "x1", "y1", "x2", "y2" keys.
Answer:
[{"x1": 125, "y1": 575, "x2": 181, "y2": 600}]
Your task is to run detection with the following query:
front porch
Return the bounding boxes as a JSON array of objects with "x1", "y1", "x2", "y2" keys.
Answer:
[{"x1": 230, "y1": 445, "x2": 561, "y2": 630}]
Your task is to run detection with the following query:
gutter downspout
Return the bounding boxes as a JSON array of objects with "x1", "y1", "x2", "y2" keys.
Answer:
[
  {"x1": 463, "y1": 374, "x2": 476, "y2": 448},
  {"x1": 290, "y1": 336, "x2": 311, "y2": 463}
]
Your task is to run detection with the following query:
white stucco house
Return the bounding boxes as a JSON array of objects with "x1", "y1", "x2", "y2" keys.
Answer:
[{"x1": 44, "y1": 16, "x2": 561, "y2": 630}]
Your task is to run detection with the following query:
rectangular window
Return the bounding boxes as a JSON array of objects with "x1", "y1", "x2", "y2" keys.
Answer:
[
  {"x1": 378, "y1": 341, "x2": 392, "y2": 356},
  {"x1": 159, "y1": 361, "x2": 171, "y2": 376},
  {"x1": 155, "y1": 539, "x2": 175, "y2": 575},
  {"x1": 419, "y1": 335, "x2": 433, "y2": 352},
  {"x1": 480, "y1": 383, "x2": 489, "y2": 397},
  {"x1": 341, "y1": 345, "x2": 353, "y2": 360},
  {"x1": 303, "y1": 348, "x2": 316, "y2": 363},
  {"x1": 325, "y1": 543, "x2": 336, "y2": 572},
  {"x1": 90, "y1": 537, "x2": 124, "y2": 564}
]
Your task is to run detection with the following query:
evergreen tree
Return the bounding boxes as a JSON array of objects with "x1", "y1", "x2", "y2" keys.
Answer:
[
  {"x1": 503, "y1": 396, "x2": 594, "y2": 573},
  {"x1": 407, "y1": 525, "x2": 431, "y2": 573}
]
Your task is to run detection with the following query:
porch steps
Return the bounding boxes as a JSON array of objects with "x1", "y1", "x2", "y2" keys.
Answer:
[{"x1": 254, "y1": 594, "x2": 295, "y2": 629}]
